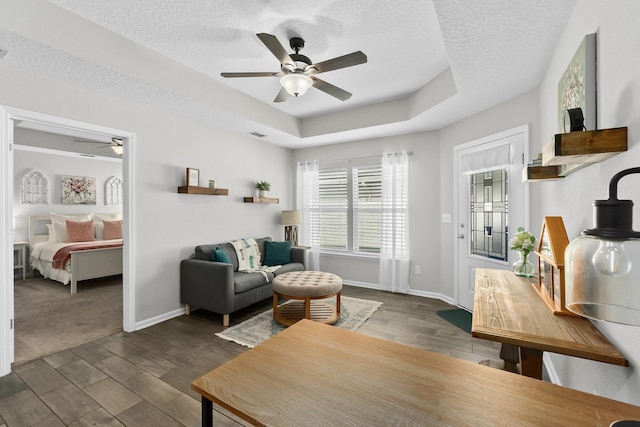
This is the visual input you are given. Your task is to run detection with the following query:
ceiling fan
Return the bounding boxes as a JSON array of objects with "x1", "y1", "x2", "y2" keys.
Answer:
[
  {"x1": 73, "y1": 137, "x2": 123, "y2": 155},
  {"x1": 221, "y1": 33, "x2": 367, "y2": 102}
]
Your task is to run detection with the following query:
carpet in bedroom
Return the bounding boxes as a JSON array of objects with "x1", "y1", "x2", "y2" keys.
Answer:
[{"x1": 13, "y1": 275, "x2": 122, "y2": 365}]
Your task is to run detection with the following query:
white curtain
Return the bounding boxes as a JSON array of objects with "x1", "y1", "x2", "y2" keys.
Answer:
[
  {"x1": 296, "y1": 161, "x2": 320, "y2": 271},
  {"x1": 379, "y1": 151, "x2": 410, "y2": 293},
  {"x1": 460, "y1": 143, "x2": 511, "y2": 175}
]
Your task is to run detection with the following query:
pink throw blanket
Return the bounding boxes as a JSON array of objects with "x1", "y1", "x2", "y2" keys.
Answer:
[{"x1": 52, "y1": 241, "x2": 123, "y2": 270}]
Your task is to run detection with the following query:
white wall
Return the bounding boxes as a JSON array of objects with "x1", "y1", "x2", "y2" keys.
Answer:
[
  {"x1": 13, "y1": 129, "x2": 123, "y2": 242},
  {"x1": 293, "y1": 132, "x2": 444, "y2": 298},
  {"x1": 531, "y1": 0, "x2": 640, "y2": 405},
  {"x1": 1, "y1": 65, "x2": 293, "y2": 325}
]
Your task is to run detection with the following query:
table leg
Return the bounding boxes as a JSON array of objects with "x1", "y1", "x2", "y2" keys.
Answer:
[
  {"x1": 519, "y1": 347, "x2": 544, "y2": 379},
  {"x1": 499, "y1": 343, "x2": 520, "y2": 374},
  {"x1": 202, "y1": 396, "x2": 213, "y2": 427}
]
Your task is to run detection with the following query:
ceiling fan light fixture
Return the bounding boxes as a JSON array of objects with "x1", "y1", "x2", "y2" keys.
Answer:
[
  {"x1": 111, "y1": 144, "x2": 123, "y2": 155},
  {"x1": 280, "y1": 73, "x2": 313, "y2": 97}
]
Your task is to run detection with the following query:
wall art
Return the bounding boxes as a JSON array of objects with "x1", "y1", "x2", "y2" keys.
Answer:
[
  {"x1": 61, "y1": 175, "x2": 96, "y2": 205},
  {"x1": 557, "y1": 33, "x2": 597, "y2": 132}
]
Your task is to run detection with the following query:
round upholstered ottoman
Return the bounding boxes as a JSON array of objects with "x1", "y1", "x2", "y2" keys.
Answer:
[{"x1": 272, "y1": 271, "x2": 343, "y2": 326}]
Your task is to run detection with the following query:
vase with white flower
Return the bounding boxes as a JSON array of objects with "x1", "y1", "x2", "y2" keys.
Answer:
[{"x1": 509, "y1": 227, "x2": 536, "y2": 277}]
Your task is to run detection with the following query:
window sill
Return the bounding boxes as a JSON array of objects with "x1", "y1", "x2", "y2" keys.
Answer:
[{"x1": 320, "y1": 251, "x2": 380, "y2": 261}]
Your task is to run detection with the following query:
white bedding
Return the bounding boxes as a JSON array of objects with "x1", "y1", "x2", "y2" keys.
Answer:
[{"x1": 30, "y1": 239, "x2": 124, "y2": 286}]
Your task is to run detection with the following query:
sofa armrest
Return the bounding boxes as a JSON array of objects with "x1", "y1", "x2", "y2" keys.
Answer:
[
  {"x1": 180, "y1": 259, "x2": 235, "y2": 314},
  {"x1": 290, "y1": 246, "x2": 307, "y2": 268}
]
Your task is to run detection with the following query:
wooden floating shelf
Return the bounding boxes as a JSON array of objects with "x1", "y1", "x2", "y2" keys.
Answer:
[
  {"x1": 178, "y1": 186, "x2": 229, "y2": 195},
  {"x1": 522, "y1": 165, "x2": 564, "y2": 182},
  {"x1": 542, "y1": 127, "x2": 627, "y2": 167},
  {"x1": 244, "y1": 197, "x2": 279, "y2": 204}
]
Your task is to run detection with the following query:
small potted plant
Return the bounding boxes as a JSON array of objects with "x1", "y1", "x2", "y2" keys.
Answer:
[{"x1": 256, "y1": 181, "x2": 271, "y2": 198}]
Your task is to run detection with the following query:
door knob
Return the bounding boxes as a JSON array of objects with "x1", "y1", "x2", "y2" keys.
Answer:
[{"x1": 457, "y1": 234, "x2": 465, "y2": 239}]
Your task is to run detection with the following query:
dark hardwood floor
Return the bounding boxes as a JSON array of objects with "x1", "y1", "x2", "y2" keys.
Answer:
[{"x1": 0, "y1": 285, "x2": 502, "y2": 426}]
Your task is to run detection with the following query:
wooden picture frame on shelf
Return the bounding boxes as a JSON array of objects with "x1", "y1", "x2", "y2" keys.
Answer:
[
  {"x1": 186, "y1": 168, "x2": 199, "y2": 187},
  {"x1": 533, "y1": 216, "x2": 576, "y2": 316}
]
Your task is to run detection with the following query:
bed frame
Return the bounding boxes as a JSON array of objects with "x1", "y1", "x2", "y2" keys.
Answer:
[{"x1": 28, "y1": 216, "x2": 123, "y2": 294}]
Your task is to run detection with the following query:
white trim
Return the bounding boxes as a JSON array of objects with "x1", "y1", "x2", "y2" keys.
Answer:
[
  {"x1": 0, "y1": 106, "x2": 136, "y2": 376},
  {"x1": 407, "y1": 288, "x2": 456, "y2": 306},
  {"x1": 452, "y1": 124, "x2": 530, "y2": 306},
  {"x1": 14, "y1": 143, "x2": 123, "y2": 163},
  {"x1": 343, "y1": 279, "x2": 457, "y2": 306},
  {"x1": 135, "y1": 307, "x2": 185, "y2": 331},
  {"x1": 0, "y1": 107, "x2": 15, "y2": 376}
]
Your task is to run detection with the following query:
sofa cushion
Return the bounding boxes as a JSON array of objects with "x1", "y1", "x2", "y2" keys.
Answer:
[
  {"x1": 213, "y1": 246, "x2": 232, "y2": 264},
  {"x1": 196, "y1": 243, "x2": 238, "y2": 271},
  {"x1": 273, "y1": 263, "x2": 305, "y2": 276},
  {"x1": 264, "y1": 240, "x2": 292, "y2": 266},
  {"x1": 234, "y1": 271, "x2": 274, "y2": 294}
]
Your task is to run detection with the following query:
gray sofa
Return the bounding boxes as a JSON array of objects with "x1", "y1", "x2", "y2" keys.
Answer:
[{"x1": 180, "y1": 237, "x2": 306, "y2": 326}]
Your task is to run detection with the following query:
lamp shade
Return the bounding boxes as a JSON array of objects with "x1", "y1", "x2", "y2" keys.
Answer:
[
  {"x1": 280, "y1": 73, "x2": 313, "y2": 97},
  {"x1": 565, "y1": 167, "x2": 640, "y2": 325},
  {"x1": 281, "y1": 210, "x2": 301, "y2": 225}
]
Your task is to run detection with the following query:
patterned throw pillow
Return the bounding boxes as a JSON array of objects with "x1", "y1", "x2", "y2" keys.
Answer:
[
  {"x1": 103, "y1": 220, "x2": 123, "y2": 240},
  {"x1": 65, "y1": 220, "x2": 95, "y2": 242}
]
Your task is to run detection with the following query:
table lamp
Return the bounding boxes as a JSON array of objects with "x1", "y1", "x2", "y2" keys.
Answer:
[
  {"x1": 281, "y1": 210, "x2": 301, "y2": 246},
  {"x1": 565, "y1": 167, "x2": 640, "y2": 325}
]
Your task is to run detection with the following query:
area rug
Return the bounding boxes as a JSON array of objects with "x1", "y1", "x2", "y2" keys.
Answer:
[
  {"x1": 436, "y1": 308, "x2": 472, "y2": 334},
  {"x1": 215, "y1": 296, "x2": 382, "y2": 348}
]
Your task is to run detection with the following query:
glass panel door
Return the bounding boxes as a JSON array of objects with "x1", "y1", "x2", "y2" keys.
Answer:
[{"x1": 469, "y1": 169, "x2": 508, "y2": 262}]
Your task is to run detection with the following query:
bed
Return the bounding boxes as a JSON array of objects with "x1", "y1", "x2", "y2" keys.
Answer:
[{"x1": 29, "y1": 215, "x2": 123, "y2": 294}]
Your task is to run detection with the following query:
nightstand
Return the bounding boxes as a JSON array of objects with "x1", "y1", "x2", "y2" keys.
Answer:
[{"x1": 13, "y1": 241, "x2": 28, "y2": 280}]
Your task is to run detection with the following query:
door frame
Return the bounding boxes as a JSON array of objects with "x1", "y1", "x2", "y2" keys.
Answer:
[
  {"x1": 0, "y1": 106, "x2": 136, "y2": 376},
  {"x1": 452, "y1": 124, "x2": 530, "y2": 306}
]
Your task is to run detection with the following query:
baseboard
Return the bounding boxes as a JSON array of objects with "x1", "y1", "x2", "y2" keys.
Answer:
[
  {"x1": 343, "y1": 280, "x2": 456, "y2": 306},
  {"x1": 135, "y1": 307, "x2": 185, "y2": 331}
]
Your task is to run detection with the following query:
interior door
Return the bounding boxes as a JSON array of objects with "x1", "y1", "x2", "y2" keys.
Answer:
[{"x1": 455, "y1": 127, "x2": 527, "y2": 311}]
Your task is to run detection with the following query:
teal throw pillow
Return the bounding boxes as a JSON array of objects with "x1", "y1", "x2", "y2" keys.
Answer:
[
  {"x1": 264, "y1": 240, "x2": 292, "y2": 266},
  {"x1": 212, "y1": 246, "x2": 232, "y2": 264}
]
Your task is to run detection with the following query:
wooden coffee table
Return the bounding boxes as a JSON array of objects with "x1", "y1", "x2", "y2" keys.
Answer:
[{"x1": 192, "y1": 319, "x2": 640, "y2": 427}]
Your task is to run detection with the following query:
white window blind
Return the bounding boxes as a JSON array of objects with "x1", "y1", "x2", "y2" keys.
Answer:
[
  {"x1": 318, "y1": 168, "x2": 348, "y2": 251},
  {"x1": 353, "y1": 165, "x2": 382, "y2": 254}
]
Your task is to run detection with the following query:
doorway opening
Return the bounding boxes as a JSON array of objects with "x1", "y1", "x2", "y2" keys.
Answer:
[
  {"x1": 453, "y1": 125, "x2": 529, "y2": 311},
  {"x1": 0, "y1": 106, "x2": 136, "y2": 376}
]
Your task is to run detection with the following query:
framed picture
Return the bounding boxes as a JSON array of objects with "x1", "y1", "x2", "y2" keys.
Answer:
[
  {"x1": 61, "y1": 176, "x2": 96, "y2": 205},
  {"x1": 557, "y1": 33, "x2": 597, "y2": 132},
  {"x1": 186, "y1": 168, "x2": 199, "y2": 187}
]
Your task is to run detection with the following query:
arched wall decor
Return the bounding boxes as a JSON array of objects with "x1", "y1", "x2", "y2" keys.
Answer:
[
  {"x1": 105, "y1": 176, "x2": 123, "y2": 205},
  {"x1": 20, "y1": 169, "x2": 50, "y2": 205}
]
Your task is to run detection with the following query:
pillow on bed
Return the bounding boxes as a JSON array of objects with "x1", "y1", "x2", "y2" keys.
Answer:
[
  {"x1": 103, "y1": 220, "x2": 123, "y2": 240},
  {"x1": 53, "y1": 223, "x2": 67, "y2": 242},
  {"x1": 94, "y1": 213, "x2": 123, "y2": 240},
  {"x1": 66, "y1": 220, "x2": 95, "y2": 242},
  {"x1": 50, "y1": 212, "x2": 93, "y2": 224},
  {"x1": 46, "y1": 224, "x2": 55, "y2": 242}
]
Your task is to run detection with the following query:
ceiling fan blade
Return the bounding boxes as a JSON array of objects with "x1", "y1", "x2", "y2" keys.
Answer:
[
  {"x1": 221, "y1": 72, "x2": 281, "y2": 78},
  {"x1": 312, "y1": 78, "x2": 352, "y2": 101},
  {"x1": 257, "y1": 33, "x2": 294, "y2": 66},
  {"x1": 310, "y1": 51, "x2": 367, "y2": 74},
  {"x1": 273, "y1": 87, "x2": 289, "y2": 103}
]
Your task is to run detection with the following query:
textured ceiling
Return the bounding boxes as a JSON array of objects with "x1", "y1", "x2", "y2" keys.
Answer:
[{"x1": 1, "y1": 0, "x2": 576, "y2": 149}]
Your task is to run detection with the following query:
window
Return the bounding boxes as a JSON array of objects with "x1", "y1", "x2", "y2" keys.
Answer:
[
  {"x1": 353, "y1": 165, "x2": 382, "y2": 253},
  {"x1": 316, "y1": 164, "x2": 382, "y2": 255},
  {"x1": 317, "y1": 168, "x2": 348, "y2": 251}
]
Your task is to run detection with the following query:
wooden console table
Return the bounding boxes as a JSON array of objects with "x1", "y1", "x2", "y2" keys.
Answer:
[
  {"x1": 193, "y1": 319, "x2": 640, "y2": 426},
  {"x1": 472, "y1": 268, "x2": 628, "y2": 379}
]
